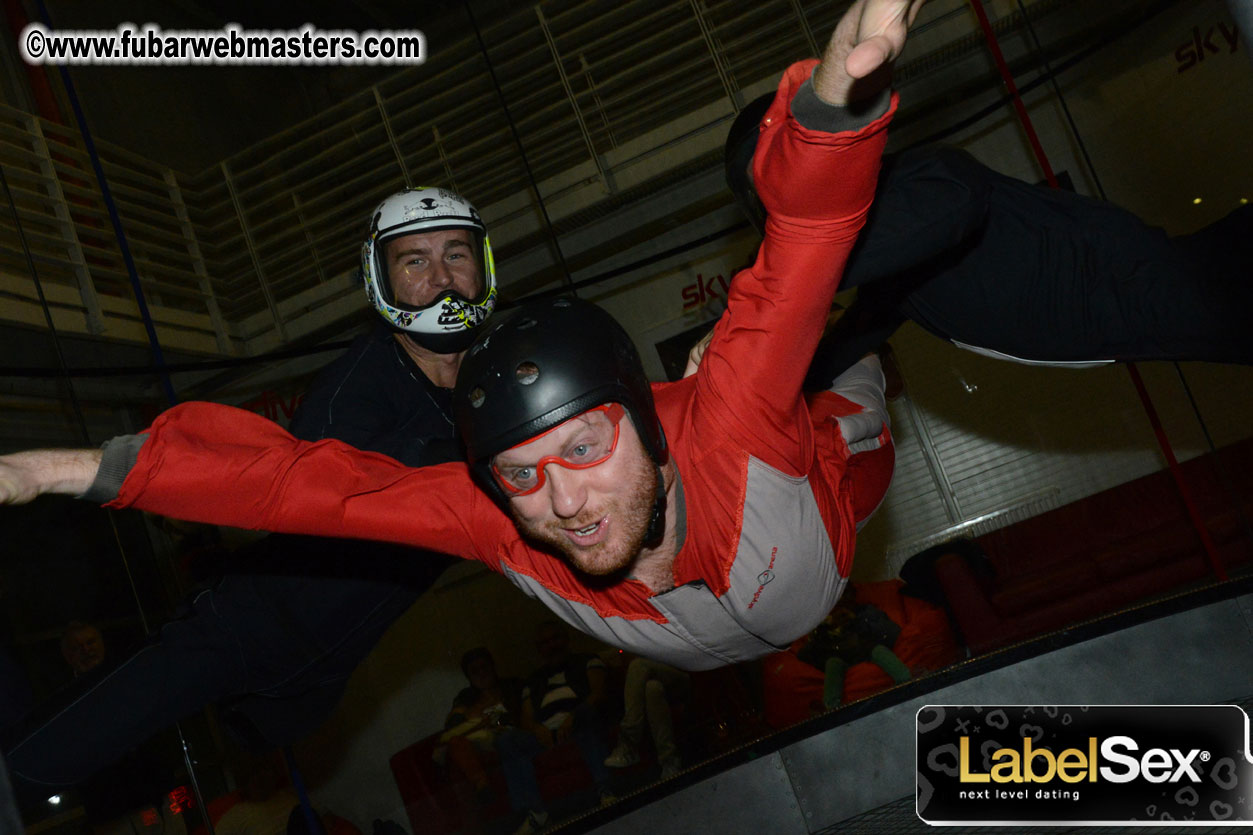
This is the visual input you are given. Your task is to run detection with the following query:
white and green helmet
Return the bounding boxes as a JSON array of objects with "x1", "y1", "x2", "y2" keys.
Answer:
[{"x1": 361, "y1": 186, "x2": 498, "y2": 352}]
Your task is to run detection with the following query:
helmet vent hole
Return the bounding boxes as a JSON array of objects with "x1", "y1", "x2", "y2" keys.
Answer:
[
  {"x1": 468, "y1": 387, "x2": 486, "y2": 408},
  {"x1": 515, "y1": 362, "x2": 540, "y2": 386}
]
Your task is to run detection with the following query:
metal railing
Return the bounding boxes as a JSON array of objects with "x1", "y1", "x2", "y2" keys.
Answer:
[{"x1": 1, "y1": 0, "x2": 1089, "y2": 361}]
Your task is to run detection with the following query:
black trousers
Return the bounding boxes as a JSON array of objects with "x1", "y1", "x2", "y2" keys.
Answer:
[
  {"x1": 6, "y1": 535, "x2": 450, "y2": 787},
  {"x1": 804, "y1": 197, "x2": 1253, "y2": 389}
]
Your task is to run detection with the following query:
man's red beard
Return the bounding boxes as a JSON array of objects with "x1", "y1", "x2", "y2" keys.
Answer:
[{"x1": 510, "y1": 453, "x2": 658, "y2": 577}]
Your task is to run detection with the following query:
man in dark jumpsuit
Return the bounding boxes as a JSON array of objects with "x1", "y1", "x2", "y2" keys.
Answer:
[{"x1": 5, "y1": 187, "x2": 498, "y2": 788}]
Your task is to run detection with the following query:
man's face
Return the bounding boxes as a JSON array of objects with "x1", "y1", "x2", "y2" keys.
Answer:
[
  {"x1": 464, "y1": 656, "x2": 497, "y2": 692},
  {"x1": 384, "y1": 228, "x2": 481, "y2": 308},
  {"x1": 494, "y1": 406, "x2": 657, "y2": 577},
  {"x1": 536, "y1": 624, "x2": 569, "y2": 666},
  {"x1": 63, "y1": 626, "x2": 105, "y2": 675}
]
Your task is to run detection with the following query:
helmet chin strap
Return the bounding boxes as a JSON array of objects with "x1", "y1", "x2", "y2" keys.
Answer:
[
  {"x1": 642, "y1": 462, "x2": 667, "y2": 549},
  {"x1": 393, "y1": 321, "x2": 479, "y2": 354}
]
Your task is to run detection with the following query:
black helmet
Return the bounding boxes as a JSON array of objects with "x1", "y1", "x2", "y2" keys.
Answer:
[
  {"x1": 453, "y1": 296, "x2": 667, "y2": 504},
  {"x1": 724, "y1": 92, "x2": 775, "y2": 236}
]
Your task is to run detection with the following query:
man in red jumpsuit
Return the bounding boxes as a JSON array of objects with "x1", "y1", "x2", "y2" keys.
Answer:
[{"x1": 0, "y1": 0, "x2": 925, "y2": 671}]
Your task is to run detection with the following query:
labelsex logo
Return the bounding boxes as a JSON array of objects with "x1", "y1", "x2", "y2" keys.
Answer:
[{"x1": 960, "y1": 736, "x2": 1208, "y2": 785}]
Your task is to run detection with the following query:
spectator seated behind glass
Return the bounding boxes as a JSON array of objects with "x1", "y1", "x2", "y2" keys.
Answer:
[
  {"x1": 796, "y1": 585, "x2": 911, "y2": 710},
  {"x1": 60, "y1": 620, "x2": 107, "y2": 678},
  {"x1": 503, "y1": 622, "x2": 617, "y2": 835},
  {"x1": 438, "y1": 646, "x2": 525, "y2": 805},
  {"x1": 55, "y1": 621, "x2": 189, "y2": 835},
  {"x1": 603, "y1": 656, "x2": 690, "y2": 781}
]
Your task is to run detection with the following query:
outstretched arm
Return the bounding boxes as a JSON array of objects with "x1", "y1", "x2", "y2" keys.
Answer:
[
  {"x1": 0, "y1": 448, "x2": 102, "y2": 505},
  {"x1": 1, "y1": 403, "x2": 506, "y2": 566},
  {"x1": 695, "y1": 0, "x2": 925, "y2": 473}
]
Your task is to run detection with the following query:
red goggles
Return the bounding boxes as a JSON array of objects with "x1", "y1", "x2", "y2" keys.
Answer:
[{"x1": 491, "y1": 403, "x2": 626, "y2": 496}]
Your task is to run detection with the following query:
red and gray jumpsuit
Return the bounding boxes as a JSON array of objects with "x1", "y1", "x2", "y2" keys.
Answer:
[{"x1": 90, "y1": 61, "x2": 897, "y2": 671}]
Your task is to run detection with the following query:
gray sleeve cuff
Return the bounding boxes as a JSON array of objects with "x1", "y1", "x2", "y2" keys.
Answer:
[
  {"x1": 80, "y1": 434, "x2": 147, "y2": 503},
  {"x1": 790, "y1": 75, "x2": 891, "y2": 134}
]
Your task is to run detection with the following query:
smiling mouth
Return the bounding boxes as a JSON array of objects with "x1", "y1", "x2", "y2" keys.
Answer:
[{"x1": 564, "y1": 516, "x2": 608, "y2": 546}]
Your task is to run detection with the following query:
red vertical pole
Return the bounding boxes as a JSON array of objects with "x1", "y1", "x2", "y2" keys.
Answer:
[
  {"x1": 2, "y1": 0, "x2": 62, "y2": 123},
  {"x1": 967, "y1": 0, "x2": 1227, "y2": 581}
]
